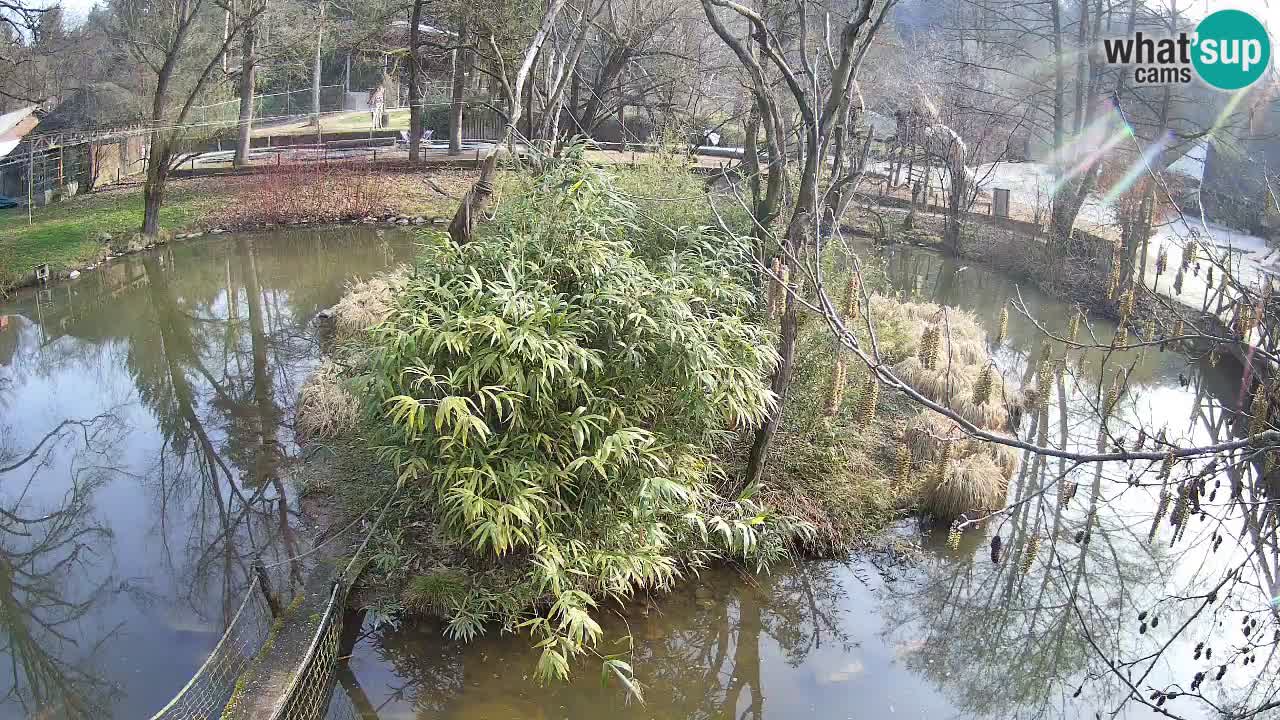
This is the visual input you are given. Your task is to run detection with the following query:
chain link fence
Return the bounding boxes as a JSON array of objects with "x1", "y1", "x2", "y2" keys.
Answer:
[
  {"x1": 148, "y1": 575, "x2": 274, "y2": 720},
  {"x1": 189, "y1": 86, "x2": 347, "y2": 127},
  {"x1": 152, "y1": 494, "x2": 391, "y2": 720}
]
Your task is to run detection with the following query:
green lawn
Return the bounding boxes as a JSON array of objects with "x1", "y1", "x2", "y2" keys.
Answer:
[
  {"x1": 254, "y1": 108, "x2": 410, "y2": 137},
  {"x1": 0, "y1": 185, "x2": 215, "y2": 289}
]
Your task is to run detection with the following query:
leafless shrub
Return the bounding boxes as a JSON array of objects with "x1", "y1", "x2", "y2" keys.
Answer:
[{"x1": 211, "y1": 163, "x2": 394, "y2": 227}]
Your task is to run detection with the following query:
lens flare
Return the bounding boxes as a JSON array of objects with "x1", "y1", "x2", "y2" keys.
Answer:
[
  {"x1": 1101, "y1": 130, "x2": 1173, "y2": 206},
  {"x1": 1049, "y1": 123, "x2": 1135, "y2": 195},
  {"x1": 1206, "y1": 88, "x2": 1251, "y2": 142}
]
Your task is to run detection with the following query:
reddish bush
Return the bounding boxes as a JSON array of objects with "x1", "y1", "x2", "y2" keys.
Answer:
[{"x1": 210, "y1": 163, "x2": 395, "y2": 227}]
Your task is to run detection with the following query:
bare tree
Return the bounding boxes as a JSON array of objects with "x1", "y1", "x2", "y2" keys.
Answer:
[
  {"x1": 232, "y1": 0, "x2": 264, "y2": 167},
  {"x1": 702, "y1": 0, "x2": 895, "y2": 489},
  {"x1": 113, "y1": 0, "x2": 262, "y2": 236}
]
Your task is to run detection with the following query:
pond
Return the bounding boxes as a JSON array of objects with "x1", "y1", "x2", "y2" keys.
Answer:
[
  {"x1": 0, "y1": 231, "x2": 1272, "y2": 719},
  {"x1": 0, "y1": 227, "x2": 418, "y2": 718}
]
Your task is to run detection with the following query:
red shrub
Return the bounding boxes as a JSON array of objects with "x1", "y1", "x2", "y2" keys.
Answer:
[{"x1": 210, "y1": 163, "x2": 396, "y2": 228}]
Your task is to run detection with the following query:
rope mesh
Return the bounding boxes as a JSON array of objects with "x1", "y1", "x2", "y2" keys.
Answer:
[
  {"x1": 149, "y1": 576, "x2": 273, "y2": 720},
  {"x1": 153, "y1": 491, "x2": 392, "y2": 720},
  {"x1": 270, "y1": 580, "x2": 351, "y2": 720}
]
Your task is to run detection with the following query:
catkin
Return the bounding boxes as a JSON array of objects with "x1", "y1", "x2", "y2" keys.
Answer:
[
  {"x1": 1060, "y1": 480, "x2": 1078, "y2": 508},
  {"x1": 1149, "y1": 488, "x2": 1171, "y2": 543},
  {"x1": 1250, "y1": 385, "x2": 1270, "y2": 438},
  {"x1": 825, "y1": 354, "x2": 848, "y2": 417},
  {"x1": 919, "y1": 325, "x2": 940, "y2": 369},
  {"x1": 857, "y1": 373, "x2": 880, "y2": 425},
  {"x1": 1172, "y1": 484, "x2": 1192, "y2": 545},
  {"x1": 1158, "y1": 448, "x2": 1176, "y2": 481},
  {"x1": 775, "y1": 264, "x2": 790, "y2": 316},
  {"x1": 973, "y1": 364, "x2": 994, "y2": 405},
  {"x1": 996, "y1": 306, "x2": 1009, "y2": 344},
  {"x1": 947, "y1": 524, "x2": 962, "y2": 551},
  {"x1": 1067, "y1": 308, "x2": 1082, "y2": 343},
  {"x1": 1119, "y1": 289, "x2": 1135, "y2": 320},
  {"x1": 935, "y1": 443, "x2": 952, "y2": 486},
  {"x1": 1237, "y1": 303, "x2": 1255, "y2": 337},
  {"x1": 895, "y1": 444, "x2": 911, "y2": 487},
  {"x1": 841, "y1": 273, "x2": 861, "y2": 323},
  {"x1": 1036, "y1": 359, "x2": 1053, "y2": 410},
  {"x1": 1021, "y1": 535, "x2": 1040, "y2": 575}
]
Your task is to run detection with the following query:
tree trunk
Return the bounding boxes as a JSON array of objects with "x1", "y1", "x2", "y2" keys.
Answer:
[
  {"x1": 234, "y1": 19, "x2": 257, "y2": 168},
  {"x1": 448, "y1": 150, "x2": 498, "y2": 244},
  {"x1": 742, "y1": 102, "x2": 762, "y2": 262},
  {"x1": 569, "y1": 72, "x2": 580, "y2": 127},
  {"x1": 523, "y1": 68, "x2": 534, "y2": 140},
  {"x1": 142, "y1": 145, "x2": 167, "y2": 236},
  {"x1": 744, "y1": 157, "x2": 819, "y2": 488},
  {"x1": 448, "y1": 18, "x2": 468, "y2": 155},
  {"x1": 578, "y1": 50, "x2": 628, "y2": 133},
  {"x1": 537, "y1": 1, "x2": 596, "y2": 146},
  {"x1": 407, "y1": 0, "x2": 424, "y2": 162}
]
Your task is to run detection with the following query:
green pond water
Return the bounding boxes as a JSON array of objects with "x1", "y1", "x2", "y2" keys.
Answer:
[{"x1": 0, "y1": 229, "x2": 1271, "y2": 719}]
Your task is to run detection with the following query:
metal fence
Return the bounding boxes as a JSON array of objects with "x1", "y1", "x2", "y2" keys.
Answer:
[{"x1": 190, "y1": 86, "x2": 347, "y2": 127}]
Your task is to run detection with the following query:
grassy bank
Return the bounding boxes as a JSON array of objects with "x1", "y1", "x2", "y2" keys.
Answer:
[
  {"x1": 0, "y1": 168, "x2": 474, "y2": 294},
  {"x1": 0, "y1": 184, "x2": 214, "y2": 290}
]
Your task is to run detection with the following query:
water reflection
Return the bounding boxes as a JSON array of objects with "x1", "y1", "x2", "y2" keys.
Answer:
[
  {"x1": 0, "y1": 415, "x2": 122, "y2": 718},
  {"x1": 347, "y1": 561, "x2": 909, "y2": 720},
  {"x1": 0, "y1": 228, "x2": 415, "y2": 718}
]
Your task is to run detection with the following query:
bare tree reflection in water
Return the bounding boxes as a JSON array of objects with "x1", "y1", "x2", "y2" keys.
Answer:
[
  {"x1": 0, "y1": 414, "x2": 125, "y2": 718},
  {"x1": 353, "y1": 562, "x2": 857, "y2": 720},
  {"x1": 0, "y1": 227, "x2": 418, "y2": 717},
  {"x1": 877, "y1": 243, "x2": 1280, "y2": 719},
  {"x1": 132, "y1": 241, "x2": 307, "y2": 630}
]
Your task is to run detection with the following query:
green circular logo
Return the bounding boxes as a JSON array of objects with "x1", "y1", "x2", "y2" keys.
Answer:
[{"x1": 1193, "y1": 9, "x2": 1271, "y2": 90}]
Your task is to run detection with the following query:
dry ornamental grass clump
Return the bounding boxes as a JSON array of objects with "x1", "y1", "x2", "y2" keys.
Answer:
[
  {"x1": 330, "y1": 267, "x2": 411, "y2": 341},
  {"x1": 878, "y1": 297, "x2": 1019, "y2": 520},
  {"x1": 296, "y1": 360, "x2": 362, "y2": 439}
]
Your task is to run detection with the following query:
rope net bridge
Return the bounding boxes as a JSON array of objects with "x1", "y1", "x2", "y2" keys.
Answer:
[{"x1": 148, "y1": 494, "x2": 394, "y2": 720}]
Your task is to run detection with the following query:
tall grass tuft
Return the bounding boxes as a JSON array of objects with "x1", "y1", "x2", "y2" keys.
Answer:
[
  {"x1": 296, "y1": 360, "x2": 361, "y2": 439},
  {"x1": 329, "y1": 267, "x2": 410, "y2": 342}
]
